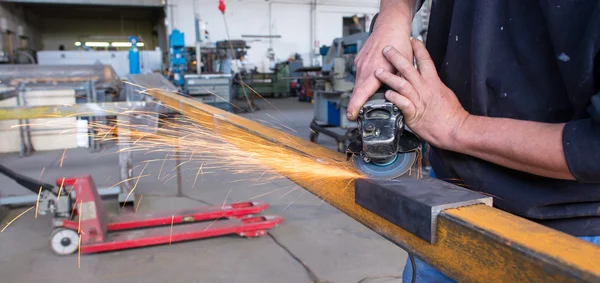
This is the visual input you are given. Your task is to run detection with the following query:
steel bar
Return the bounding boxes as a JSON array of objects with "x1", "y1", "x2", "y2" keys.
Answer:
[
  {"x1": 145, "y1": 89, "x2": 600, "y2": 282},
  {"x1": 0, "y1": 101, "x2": 161, "y2": 120}
]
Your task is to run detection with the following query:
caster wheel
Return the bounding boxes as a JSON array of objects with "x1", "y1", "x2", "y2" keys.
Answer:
[
  {"x1": 337, "y1": 142, "x2": 346, "y2": 153},
  {"x1": 50, "y1": 228, "x2": 79, "y2": 256},
  {"x1": 310, "y1": 132, "x2": 318, "y2": 143}
]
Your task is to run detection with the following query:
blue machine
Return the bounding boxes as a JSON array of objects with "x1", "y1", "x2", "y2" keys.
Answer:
[
  {"x1": 169, "y1": 29, "x2": 187, "y2": 86},
  {"x1": 128, "y1": 36, "x2": 141, "y2": 74}
]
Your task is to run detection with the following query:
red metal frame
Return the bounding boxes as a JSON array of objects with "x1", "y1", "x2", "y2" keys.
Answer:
[{"x1": 56, "y1": 176, "x2": 283, "y2": 254}]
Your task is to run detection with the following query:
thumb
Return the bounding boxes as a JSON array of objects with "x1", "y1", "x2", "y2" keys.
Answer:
[
  {"x1": 347, "y1": 77, "x2": 381, "y2": 120},
  {"x1": 385, "y1": 90, "x2": 416, "y2": 122}
]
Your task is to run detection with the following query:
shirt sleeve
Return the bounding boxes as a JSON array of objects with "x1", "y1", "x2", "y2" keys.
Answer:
[{"x1": 562, "y1": 92, "x2": 600, "y2": 183}]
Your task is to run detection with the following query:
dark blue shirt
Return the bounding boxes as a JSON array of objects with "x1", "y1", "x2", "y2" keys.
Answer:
[{"x1": 426, "y1": 0, "x2": 600, "y2": 236}]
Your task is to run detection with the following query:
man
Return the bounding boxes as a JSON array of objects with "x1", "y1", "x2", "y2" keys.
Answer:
[{"x1": 347, "y1": 1, "x2": 600, "y2": 282}]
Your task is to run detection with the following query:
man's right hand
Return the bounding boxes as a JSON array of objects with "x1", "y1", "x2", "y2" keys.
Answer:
[{"x1": 346, "y1": 4, "x2": 415, "y2": 120}]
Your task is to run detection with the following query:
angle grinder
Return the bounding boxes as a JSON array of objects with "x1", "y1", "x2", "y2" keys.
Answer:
[{"x1": 346, "y1": 86, "x2": 421, "y2": 179}]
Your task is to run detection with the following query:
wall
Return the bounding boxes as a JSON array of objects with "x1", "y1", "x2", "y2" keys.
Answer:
[
  {"x1": 4, "y1": 0, "x2": 163, "y2": 7},
  {"x1": 0, "y1": 2, "x2": 42, "y2": 50},
  {"x1": 40, "y1": 18, "x2": 157, "y2": 51},
  {"x1": 168, "y1": 0, "x2": 379, "y2": 68}
]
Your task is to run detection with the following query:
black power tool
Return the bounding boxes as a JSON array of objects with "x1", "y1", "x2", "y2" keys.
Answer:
[{"x1": 347, "y1": 87, "x2": 421, "y2": 179}]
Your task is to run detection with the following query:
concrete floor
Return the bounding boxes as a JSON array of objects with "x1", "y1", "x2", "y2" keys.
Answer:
[{"x1": 0, "y1": 97, "x2": 408, "y2": 283}]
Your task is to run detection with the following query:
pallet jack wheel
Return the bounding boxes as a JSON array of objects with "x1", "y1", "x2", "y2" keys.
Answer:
[
  {"x1": 309, "y1": 132, "x2": 318, "y2": 143},
  {"x1": 50, "y1": 228, "x2": 79, "y2": 256}
]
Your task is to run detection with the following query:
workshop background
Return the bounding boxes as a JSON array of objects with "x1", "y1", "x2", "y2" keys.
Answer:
[{"x1": 0, "y1": 0, "x2": 432, "y2": 282}]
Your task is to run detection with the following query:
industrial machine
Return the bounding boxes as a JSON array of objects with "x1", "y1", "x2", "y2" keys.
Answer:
[
  {"x1": 128, "y1": 36, "x2": 141, "y2": 75},
  {"x1": 233, "y1": 61, "x2": 291, "y2": 99},
  {"x1": 0, "y1": 164, "x2": 283, "y2": 255},
  {"x1": 309, "y1": 32, "x2": 369, "y2": 152},
  {"x1": 184, "y1": 73, "x2": 233, "y2": 111},
  {"x1": 169, "y1": 30, "x2": 187, "y2": 87}
]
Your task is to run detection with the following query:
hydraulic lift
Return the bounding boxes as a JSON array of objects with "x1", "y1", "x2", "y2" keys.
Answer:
[{"x1": 0, "y1": 164, "x2": 283, "y2": 255}]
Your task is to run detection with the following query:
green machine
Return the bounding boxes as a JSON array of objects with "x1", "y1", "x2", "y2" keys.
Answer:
[{"x1": 233, "y1": 61, "x2": 291, "y2": 99}]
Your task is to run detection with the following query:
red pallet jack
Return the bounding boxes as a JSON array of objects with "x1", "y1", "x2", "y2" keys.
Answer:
[{"x1": 0, "y1": 165, "x2": 283, "y2": 256}]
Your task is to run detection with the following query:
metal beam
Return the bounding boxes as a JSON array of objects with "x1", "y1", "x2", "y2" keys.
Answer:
[
  {"x1": 0, "y1": 101, "x2": 163, "y2": 120},
  {"x1": 146, "y1": 89, "x2": 600, "y2": 282}
]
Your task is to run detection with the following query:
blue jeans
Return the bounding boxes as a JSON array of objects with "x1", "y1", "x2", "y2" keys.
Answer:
[
  {"x1": 403, "y1": 168, "x2": 600, "y2": 282},
  {"x1": 402, "y1": 236, "x2": 600, "y2": 282}
]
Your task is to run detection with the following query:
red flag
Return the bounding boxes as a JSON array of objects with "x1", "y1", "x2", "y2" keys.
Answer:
[{"x1": 218, "y1": 0, "x2": 226, "y2": 14}]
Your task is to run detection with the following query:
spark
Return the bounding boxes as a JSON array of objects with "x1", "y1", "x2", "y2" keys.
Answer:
[
  {"x1": 135, "y1": 194, "x2": 143, "y2": 214},
  {"x1": 279, "y1": 186, "x2": 301, "y2": 199},
  {"x1": 1, "y1": 206, "x2": 35, "y2": 232},
  {"x1": 35, "y1": 186, "x2": 42, "y2": 219},
  {"x1": 192, "y1": 163, "x2": 204, "y2": 188},
  {"x1": 122, "y1": 163, "x2": 149, "y2": 208},
  {"x1": 108, "y1": 174, "x2": 150, "y2": 190},
  {"x1": 39, "y1": 167, "x2": 45, "y2": 179},
  {"x1": 78, "y1": 201, "x2": 82, "y2": 234},
  {"x1": 222, "y1": 188, "x2": 233, "y2": 209},
  {"x1": 169, "y1": 215, "x2": 174, "y2": 245},
  {"x1": 59, "y1": 149, "x2": 67, "y2": 167},
  {"x1": 159, "y1": 153, "x2": 169, "y2": 180},
  {"x1": 203, "y1": 217, "x2": 219, "y2": 231},
  {"x1": 57, "y1": 177, "x2": 65, "y2": 201},
  {"x1": 249, "y1": 188, "x2": 281, "y2": 200},
  {"x1": 283, "y1": 199, "x2": 298, "y2": 211}
]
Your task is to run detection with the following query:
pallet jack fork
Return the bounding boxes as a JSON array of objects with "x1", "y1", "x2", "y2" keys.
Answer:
[
  {"x1": 49, "y1": 176, "x2": 283, "y2": 255},
  {"x1": 50, "y1": 176, "x2": 283, "y2": 255}
]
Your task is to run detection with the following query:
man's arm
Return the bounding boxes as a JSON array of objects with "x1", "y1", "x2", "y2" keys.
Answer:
[
  {"x1": 346, "y1": 0, "x2": 418, "y2": 121},
  {"x1": 375, "y1": 39, "x2": 577, "y2": 180}
]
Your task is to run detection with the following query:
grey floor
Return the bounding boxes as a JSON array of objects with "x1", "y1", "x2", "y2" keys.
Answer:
[{"x1": 0, "y1": 97, "x2": 407, "y2": 283}]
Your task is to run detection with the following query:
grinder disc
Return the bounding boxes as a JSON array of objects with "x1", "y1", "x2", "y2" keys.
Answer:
[{"x1": 353, "y1": 151, "x2": 417, "y2": 180}]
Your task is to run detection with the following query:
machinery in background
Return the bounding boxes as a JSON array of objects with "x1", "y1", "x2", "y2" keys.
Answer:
[
  {"x1": 233, "y1": 61, "x2": 291, "y2": 99},
  {"x1": 128, "y1": 36, "x2": 141, "y2": 75},
  {"x1": 169, "y1": 30, "x2": 187, "y2": 87},
  {"x1": 309, "y1": 32, "x2": 369, "y2": 152},
  {"x1": 184, "y1": 73, "x2": 233, "y2": 112}
]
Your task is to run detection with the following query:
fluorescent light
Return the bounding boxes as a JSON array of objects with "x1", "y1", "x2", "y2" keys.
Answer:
[
  {"x1": 85, "y1": 42, "x2": 110, "y2": 47},
  {"x1": 111, "y1": 42, "x2": 131, "y2": 47},
  {"x1": 110, "y1": 42, "x2": 145, "y2": 47},
  {"x1": 74, "y1": 41, "x2": 81, "y2": 46}
]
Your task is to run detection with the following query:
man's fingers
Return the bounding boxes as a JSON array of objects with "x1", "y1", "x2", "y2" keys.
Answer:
[
  {"x1": 384, "y1": 90, "x2": 416, "y2": 121},
  {"x1": 374, "y1": 68, "x2": 419, "y2": 103},
  {"x1": 382, "y1": 46, "x2": 423, "y2": 87},
  {"x1": 348, "y1": 76, "x2": 381, "y2": 120},
  {"x1": 411, "y1": 39, "x2": 437, "y2": 79}
]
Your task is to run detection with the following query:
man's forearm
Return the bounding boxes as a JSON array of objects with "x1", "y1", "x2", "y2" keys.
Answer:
[
  {"x1": 448, "y1": 115, "x2": 575, "y2": 180},
  {"x1": 377, "y1": 0, "x2": 418, "y2": 29}
]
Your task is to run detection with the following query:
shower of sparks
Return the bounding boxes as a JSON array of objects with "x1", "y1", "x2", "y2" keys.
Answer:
[
  {"x1": 169, "y1": 215, "x2": 174, "y2": 245},
  {"x1": 135, "y1": 194, "x2": 143, "y2": 215},
  {"x1": 35, "y1": 186, "x2": 42, "y2": 219},
  {"x1": 57, "y1": 177, "x2": 65, "y2": 201},
  {"x1": 1, "y1": 206, "x2": 35, "y2": 232},
  {"x1": 9, "y1": 86, "x2": 364, "y2": 222},
  {"x1": 59, "y1": 149, "x2": 67, "y2": 167}
]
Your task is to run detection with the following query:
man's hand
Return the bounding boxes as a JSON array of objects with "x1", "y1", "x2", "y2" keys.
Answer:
[
  {"x1": 374, "y1": 39, "x2": 469, "y2": 149},
  {"x1": 346, "y1": 8, "x2": 414, "y2": 121},
  {"x1": 375, "y1": 39, "x2": 575, "y2": 180}
]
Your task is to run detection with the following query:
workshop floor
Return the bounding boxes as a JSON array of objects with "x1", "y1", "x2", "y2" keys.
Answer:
[{"x1": 0, "y1": 97, "x2": 408, "y2": 283}]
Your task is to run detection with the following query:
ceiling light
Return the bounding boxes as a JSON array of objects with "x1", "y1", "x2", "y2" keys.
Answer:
[
  {"x1": 74, "y1": 42, "x2": 81, "y2": 46},
  {"x1": 85, "y1": 42, "x2": 110, "y2": 47}
]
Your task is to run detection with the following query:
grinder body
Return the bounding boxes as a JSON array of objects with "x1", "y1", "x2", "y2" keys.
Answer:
[{"x1": 348, "y1": 87, "x2": 421, "y2": 179}]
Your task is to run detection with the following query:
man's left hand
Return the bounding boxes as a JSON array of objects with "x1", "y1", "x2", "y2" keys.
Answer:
[{"x1": 374, "y1": 39, "x2": 470, "y2": 150}]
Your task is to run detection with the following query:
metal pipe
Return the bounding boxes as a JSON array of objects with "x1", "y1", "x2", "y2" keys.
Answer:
[{"x1": 145, "y1": 88, "x2": 600, "y2": 282}]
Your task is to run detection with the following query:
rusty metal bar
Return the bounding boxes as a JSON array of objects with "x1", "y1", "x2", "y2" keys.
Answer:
[{"x1": 147, "y1": 89, "x2": 600, "y2": 282}]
